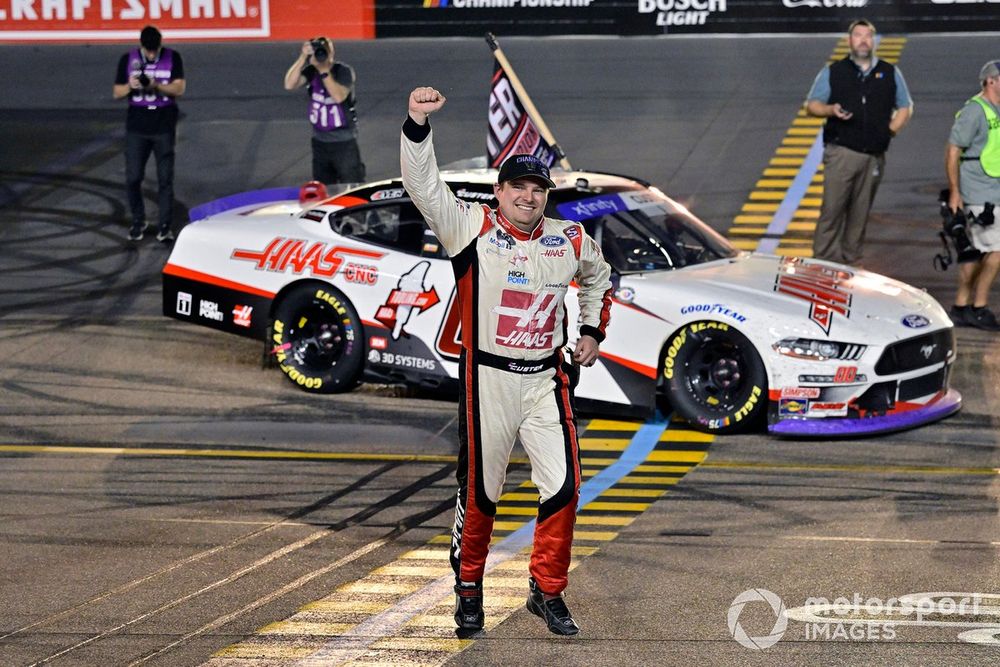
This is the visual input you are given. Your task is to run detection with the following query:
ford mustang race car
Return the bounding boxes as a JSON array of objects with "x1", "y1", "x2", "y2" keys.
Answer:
[{"x1": 162, "y1": 168, "x2": 961, "y2": 436}]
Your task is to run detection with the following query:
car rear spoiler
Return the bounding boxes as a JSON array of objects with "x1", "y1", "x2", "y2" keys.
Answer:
[{"x1": 188, "y1": 187, "x2": 300, "y2": 222}]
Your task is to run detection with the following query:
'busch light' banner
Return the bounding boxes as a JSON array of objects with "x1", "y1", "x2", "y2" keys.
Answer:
[{"x1": 375, "y1": 0, "x2": 1000, "y2": 37}]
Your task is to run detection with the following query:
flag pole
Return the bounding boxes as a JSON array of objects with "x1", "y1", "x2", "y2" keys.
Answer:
[{"x1": 486, "y1": 32, "x2": 572, "y2": 170}]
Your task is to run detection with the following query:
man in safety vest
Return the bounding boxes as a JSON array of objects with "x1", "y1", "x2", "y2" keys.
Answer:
[{"x1": 945, "y1": 60, "x2": 1000, "y2": 331}]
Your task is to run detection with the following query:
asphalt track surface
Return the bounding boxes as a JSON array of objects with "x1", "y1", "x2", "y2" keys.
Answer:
[{"x1": 1, "y1": 35, "x2": 999, "y2": 666}]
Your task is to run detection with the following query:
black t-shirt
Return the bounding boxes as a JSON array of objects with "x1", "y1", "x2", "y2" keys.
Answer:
[{"x1": 115, "y1": 49, "x2": 184, "y2": 134}]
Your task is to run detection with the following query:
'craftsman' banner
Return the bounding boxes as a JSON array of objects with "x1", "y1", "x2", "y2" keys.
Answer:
[{"x1": 0, "y1": 1, "x2": 374, "y2": 41}]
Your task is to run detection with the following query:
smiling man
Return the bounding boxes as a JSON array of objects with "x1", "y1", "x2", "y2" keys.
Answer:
[{"x1": 401, "y1": 86, "x2": 612, "y2": 638}]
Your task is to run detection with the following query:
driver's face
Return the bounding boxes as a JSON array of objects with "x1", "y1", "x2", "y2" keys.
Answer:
[{"x1": 494, "y1": 178, "x2": 548, "y2": 231}]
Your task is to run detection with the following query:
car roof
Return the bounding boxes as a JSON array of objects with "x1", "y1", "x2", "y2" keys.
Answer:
[{"x1": 317, "y1": 168, "x2": 649, "y2": 211}]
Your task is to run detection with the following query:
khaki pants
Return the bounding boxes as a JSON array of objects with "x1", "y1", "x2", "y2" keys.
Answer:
[{"x1": 812, "y1": 143, "x2": 885, "y2": 266}]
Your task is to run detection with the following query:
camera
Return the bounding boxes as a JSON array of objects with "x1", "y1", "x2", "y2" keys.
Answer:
[
  {"x1": 934, "y1": 189, "x2": 982, "y2": 271},
  {"x1": 310, "y1": 39, "x2": 329, "y2": 63},
  {"x1": 977, "y1": 202, "x2": 995, "y2": 227},
  {"x1": 137, "y1": 72, "x2": 151, "y2": 88}
]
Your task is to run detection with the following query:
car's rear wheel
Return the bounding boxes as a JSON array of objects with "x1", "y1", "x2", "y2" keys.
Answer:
[
  {"x1": 662, "y1": 321, "x2": 767, "y2": 434},
  {"x1": 271, "y1": 284, "x2": 364, "y2": 393}
]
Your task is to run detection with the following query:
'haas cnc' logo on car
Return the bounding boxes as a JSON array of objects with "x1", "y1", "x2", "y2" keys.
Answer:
[{"x1": 232, "y1": 237, "x2": 383, "y2": 277}]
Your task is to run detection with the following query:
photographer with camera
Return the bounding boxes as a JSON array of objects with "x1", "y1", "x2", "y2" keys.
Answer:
[
  {"x1": 805, "y1": 19, "x2": 913, "y2": 267},
  {"x1": 112, "y1": 25, "x2": 185, "y2": 242},
  {"x1": 284, "y1": 37, "x2": 365, "y2": 185},
  {"x1": 943, "y1": 61, "x2": 1000, "y2": 331}
]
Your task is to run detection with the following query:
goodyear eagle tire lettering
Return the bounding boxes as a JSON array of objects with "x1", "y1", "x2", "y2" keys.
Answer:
[
  {"x1": 270, "y1": 284, "x2": 365, "y2": 394},
  {"x1": 661, "y1": 321, "x2": 767, "y2": 435}
]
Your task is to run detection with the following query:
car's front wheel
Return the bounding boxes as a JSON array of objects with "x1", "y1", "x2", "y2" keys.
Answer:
[
  {"x1": 662, "y1": 321, "x2": 767, "y2": 434},
  {"x1": 271, "y1": 284, "x2": 364, "y2": 393}
]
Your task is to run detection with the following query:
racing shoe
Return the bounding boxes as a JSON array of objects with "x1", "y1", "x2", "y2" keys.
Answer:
[
  {"x1": 968, "y1": 306, "x2": 1000, "y2": 332},
  {"x1": 128, "y1": 221, "x2": 147, "y2": 241},
  {"x1": 156, "y1": 228, "x2": 175, "y2": 243},
  {"x1": 526, "y1": 577, "x2": 580, "y2": 636},
  {"x1": 454, "y1": 580, "x2": 485, "y2": 638},
  {"x1": 948, "y1": 305, "x2": 971, "y2": 327}
]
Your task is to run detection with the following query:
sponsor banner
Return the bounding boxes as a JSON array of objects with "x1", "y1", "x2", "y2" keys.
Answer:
[
  {"x1": 0, "y1": 0, "x2": 373, "y2": 42},
  {"x1": 376, "y1": 0, "x2": 1000, "y2": 37}
]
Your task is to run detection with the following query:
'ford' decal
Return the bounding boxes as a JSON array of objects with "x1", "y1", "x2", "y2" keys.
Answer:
[
  {"x1": 540, "y1": 235, "x2": 566, "y2": 247},
  {"x1": 902, "y1": 314, "x2": 930, "y2": 329}
]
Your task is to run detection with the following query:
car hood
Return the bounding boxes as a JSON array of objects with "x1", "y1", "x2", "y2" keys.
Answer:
[{"x1": 626, "y1": 253, "x2": 948, "y2": 342}]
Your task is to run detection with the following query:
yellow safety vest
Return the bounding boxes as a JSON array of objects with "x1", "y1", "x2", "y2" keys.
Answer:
[{"x1": 968, "y1": 96, "x2": 1000, "y2": 177}]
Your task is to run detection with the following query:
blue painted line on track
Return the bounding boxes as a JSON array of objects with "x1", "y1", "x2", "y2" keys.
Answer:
[
  {"x1": 490, "y1": 416, "x2": 671, "y2": 556},
  {"x1": 756, "y1": 133, "x2": 823, "y2": 255}
]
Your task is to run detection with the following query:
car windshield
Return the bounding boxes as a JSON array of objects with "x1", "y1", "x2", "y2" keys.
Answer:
[{"x1": 550, "y1": 187, "x2": 738, "y2": 274}]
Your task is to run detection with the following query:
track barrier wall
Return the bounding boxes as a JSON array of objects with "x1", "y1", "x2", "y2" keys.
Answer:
[{"x1": 0, "y1": 1, "x2": 996, "y2": 42}]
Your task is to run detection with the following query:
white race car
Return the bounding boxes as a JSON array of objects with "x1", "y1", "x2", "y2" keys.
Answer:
[{"x1": 163, "y1": 168, "x2": 961, "y2": 436}]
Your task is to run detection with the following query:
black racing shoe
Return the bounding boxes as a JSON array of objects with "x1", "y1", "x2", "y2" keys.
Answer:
[
  {"x1": 128, "y1": 221, "x2": 147, "y2": 241},
  {"x1": 454, "y1": 581, "x2": 484, "y2": 638},
  {"x1": 948, "y1": 305, "x2": 971, "y2": 327},
  {"x1": 156, "y1": 228, "x2": 175, "y2": 243},
  {"x1": 526, "y1": 577, "x2": 580, "y2": 636},
  {"x1": 968, "y1": 306, "x2": 1000, "y2": 332}
]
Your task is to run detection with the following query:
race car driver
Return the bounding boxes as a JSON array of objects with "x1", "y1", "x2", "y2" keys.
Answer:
[{"x1": 401, "y1": 86, "x2": 612, "y2": 637}]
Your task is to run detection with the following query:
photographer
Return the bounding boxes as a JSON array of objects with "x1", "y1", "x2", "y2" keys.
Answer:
[
  {"x1": 284, "y1": 37, "x2": 365, "y2": 185},
  {"x1": 112, "y1": 25, "x2": 185, "y2": 242},
  {"x1": 944, "y1": 61, "x2": 1000, "y2": 331}
]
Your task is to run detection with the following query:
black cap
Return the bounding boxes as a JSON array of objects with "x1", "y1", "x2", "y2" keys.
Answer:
[
  {"x1": 497, "y1": 154, "x2": 555, "y2": 189},
  {"x1": 140, "y1": 25, "x2": 162, "y2": 51}
]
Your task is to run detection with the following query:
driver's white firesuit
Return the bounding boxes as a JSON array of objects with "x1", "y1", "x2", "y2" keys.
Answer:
[{"x1": 401, "y1": 117, "x2": 612, "y2": 595}]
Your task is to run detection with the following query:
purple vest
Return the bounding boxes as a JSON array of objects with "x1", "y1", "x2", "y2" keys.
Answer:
[
  {"x1": 308, "y1": 75, "x2": 349, "y2": 132},
  {"x1": 128, "y1": 47, "x2": 176, "y2": 109}
]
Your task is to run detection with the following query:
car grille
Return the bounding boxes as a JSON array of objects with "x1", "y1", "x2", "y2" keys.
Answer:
[
  {"x1": 898, "y1": 368, "x2": 948, "y2": 402},
  {"x1": 874, "y1": 329, "x2": 954, "y2": 375}
]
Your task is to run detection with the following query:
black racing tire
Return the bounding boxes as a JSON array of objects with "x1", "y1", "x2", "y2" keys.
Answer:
[
  {"x1": 271, "y1": 284, "x2": 364, "y2": 393},
  {"x1": 661, "y1": 321, "x2": 767, "y2": 434}
]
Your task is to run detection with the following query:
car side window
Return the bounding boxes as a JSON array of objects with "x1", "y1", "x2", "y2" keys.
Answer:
[
  {"x1": 600, "y1": 215, "x2": 675, "y2": 272},
  {"x1": 331, "y1": 201, "x2": 433, "y2": 256}
]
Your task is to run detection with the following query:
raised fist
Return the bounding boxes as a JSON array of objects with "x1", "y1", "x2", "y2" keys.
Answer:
[{"x1": 408, "y1": 87, "x2": 447, "y2": 123}]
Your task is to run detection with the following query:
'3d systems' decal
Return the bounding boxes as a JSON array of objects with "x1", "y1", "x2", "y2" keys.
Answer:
[{"x1": 374, "y1": 261, "x2": 440, "y2": 339}]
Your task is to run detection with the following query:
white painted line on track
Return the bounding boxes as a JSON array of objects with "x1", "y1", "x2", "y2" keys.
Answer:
[
  {"x1": 0, "y1": 514, "x2": 317, "y2": 643},
  {"x1": 293, "y1": 419, "x2": 671, "y2": 666},
  {"x1": 146, "y1": 518, "x2": 313, "y2": 527},
  {"x1": 28, "y1": 530, "x2": 330, "y2": 667},
  {"x1": 784, "y1": 535, "x2": 1000, "y2": 547},
  {"x1": 131, "y1": 535, "x2": 393, "y2": 666}
]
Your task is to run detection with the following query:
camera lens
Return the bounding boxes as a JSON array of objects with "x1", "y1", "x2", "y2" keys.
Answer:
[{"x1": 311, "y1": 40, "x2": 329, "y2": 62}]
